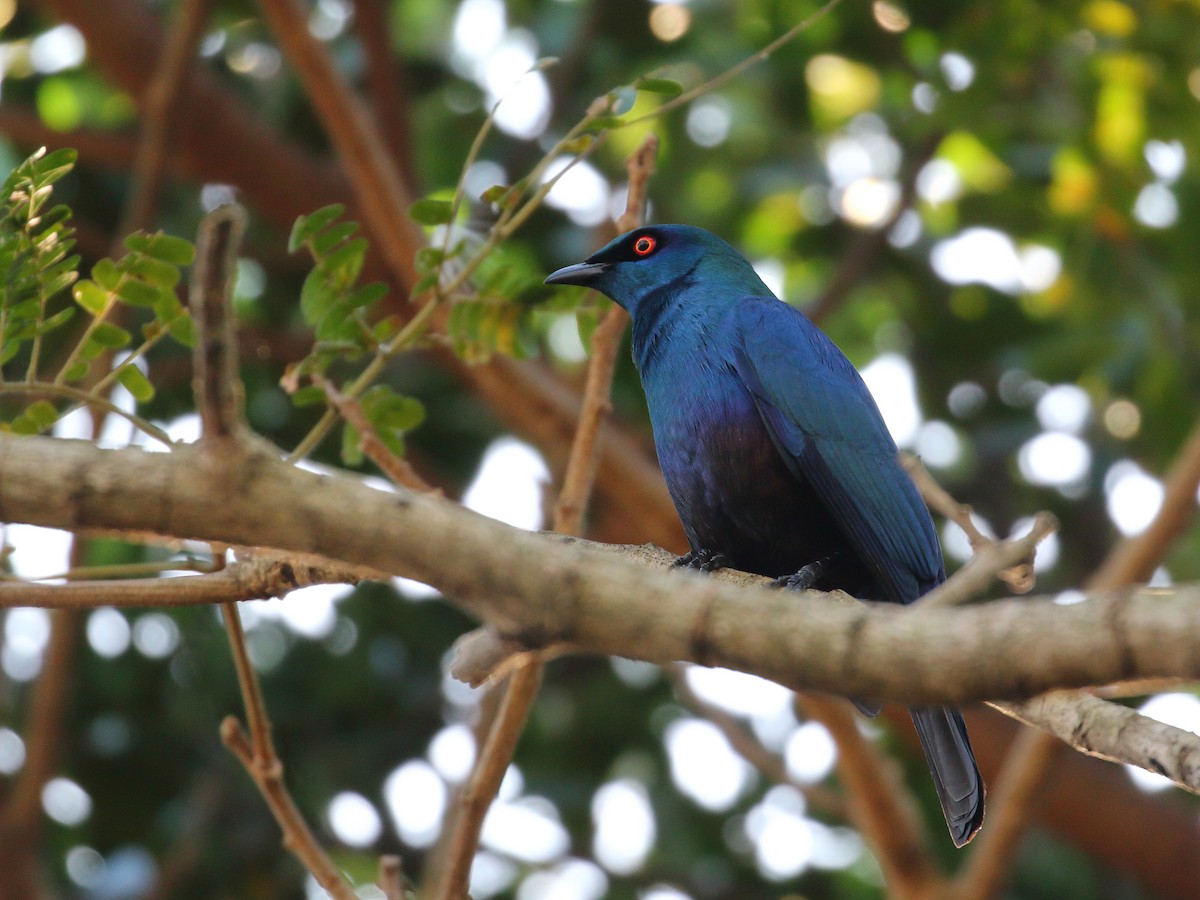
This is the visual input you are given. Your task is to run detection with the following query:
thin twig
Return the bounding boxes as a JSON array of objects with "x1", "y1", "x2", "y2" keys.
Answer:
[
  {"x1": 191, "y1": 205, "x2": 248, "y2": 439},
  {"x1": 668, "y1": 664, "x2": 846, "y2": 818},
  {"x1": 116, "y1": 0, "x2": 213, "y2": 241},
  {"x1": 618, "y1": 0, "x2": 847, "y2": 129},
  {"x1": 186, "y1": 205, "x2": 356, "y2": 895},
  {"x1": 798, "y1": 695, "x2": 939, "y2": 899},
  {"x1": 0, "y1": 555, "x2": 367, "y2": 609},
  {"x1": 220, "y1": 581, "x2": 356, "y2": 897},
  {"x1": 0, "y1": 381, "x2": 174, "y2": 446},
  {"x1": 918, "y1": 511, "x2": 1058, "y2": 608},
  {"x1": 952, "y1": 726, "x2": 1060, "y2": 900},
  {"x1": 315, "y1": 375, "x2": 436, "y2": 493},
  {"x1": 904, "y1": 451, "x2": 1047, "y2": 595},
  {"x1": 433, "y1": 657, "x2": 543, "y2": 900},
  {"x1": 430, "y1": 135, "x2": 659, "y2": 900},
  {"x1": 552, "y1": 134, "x2": 658, "y2": 531},
  {"x1": 377, "y1": 854, "x2": 405, "y2": 900},
  {"x1": 954, "y1": 417, "x2": 1200, "y2": 899},
  {"x1": 220, "y1": 716, "x2": 357, "y2": 899}
]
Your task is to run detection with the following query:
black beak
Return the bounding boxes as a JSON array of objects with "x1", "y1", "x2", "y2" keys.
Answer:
[{"x1": 544, "y1": 261, "x2": 609, "y2": 287}]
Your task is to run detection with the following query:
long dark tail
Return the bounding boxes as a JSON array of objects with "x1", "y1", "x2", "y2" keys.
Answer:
[{"x1": 909, "y1": 706, "x2": 985, "y2": 847}]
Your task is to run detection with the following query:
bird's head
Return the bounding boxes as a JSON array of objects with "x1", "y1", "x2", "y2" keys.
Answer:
[{"x1": 544, "y1": 225, "x2": 772, "y2": 318}]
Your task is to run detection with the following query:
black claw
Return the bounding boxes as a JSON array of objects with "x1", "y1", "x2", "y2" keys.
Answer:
[
  {"x1": 674, "y1": 548, "x2": 730, "y2": 572},
  {"x1": 772, "y1": 557, "x2": 829, "y2": 590}
]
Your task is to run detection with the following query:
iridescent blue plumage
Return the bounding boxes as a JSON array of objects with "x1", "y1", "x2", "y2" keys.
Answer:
[{"x1": 547, "y1": 224, "x2": 984, "y2": 847}]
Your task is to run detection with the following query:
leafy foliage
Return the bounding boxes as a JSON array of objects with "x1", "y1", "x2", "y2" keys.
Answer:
[
  {"x1": 0, "y1": 148, "x2": 195, "y2": 435},
  {"x1": 0, "y1": 147, "x2": 80, "y2": 374},
  {"x1": 286, "y1": 204, "x2": 425, "y2": 465}
]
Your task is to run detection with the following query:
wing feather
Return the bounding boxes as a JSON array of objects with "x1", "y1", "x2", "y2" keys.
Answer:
[{"x1": 724, "y1": 297, "x2": 943, "y2": 603}]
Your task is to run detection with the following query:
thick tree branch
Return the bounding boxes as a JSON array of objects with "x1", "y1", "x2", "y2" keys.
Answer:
[
  {"x1": 116, "y1": 0, "x2": 213, "y2": 240},
  {"x1": 255, "y1": 0, "x2": 422, "y2": 289},
  {"x1": 2, "y1": 435, "x2": 1200, "y2": 715}
]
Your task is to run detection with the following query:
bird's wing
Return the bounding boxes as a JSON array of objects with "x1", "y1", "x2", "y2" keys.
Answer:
[{"x1": 724, "y1": 297, "x2": 943, "y2": 603}]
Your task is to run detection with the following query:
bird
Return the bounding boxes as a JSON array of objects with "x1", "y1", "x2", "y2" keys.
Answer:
[{"x1": 545, "y1": 224, "x2": 984, "y2": 847}]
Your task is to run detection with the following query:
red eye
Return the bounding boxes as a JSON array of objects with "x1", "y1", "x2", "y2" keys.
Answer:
[{"x1": 633, "y1": 235, "x2": 656, "y2": 256}]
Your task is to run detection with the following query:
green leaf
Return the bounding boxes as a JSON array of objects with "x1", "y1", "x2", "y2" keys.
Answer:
[
  {"x1": 168, "y1": 316, "x2": 196, "y2": 348},
  {"x1": 92, "y1": 258, "x2": 122, "y2": 291},
  {"x1": 322, "y1": 237, "x2": 368, "y2": 284},
  {"x1": 0, "y1": 340, "x2": 19, "y2": 366},
  {"x1": 9, "y1": 415, "x2": 38, "y2": 435},
  {"x1": 115, "y1": 278, "x2": 161, "y2": 307},
  {"x1": 42, "y1": 262, "x2": 79, "y2": 298},
  {"x1": 124, "y1": 253, "x2": 181, "y2": 288},
  {"x1": 32, "y1": 148, "x2": 78, "y2": 186},
  {"x1": 92, "y1": 322, "x2": 132, "y2": 348},
  {"x1": 291, "y1": 385, "x2": 327, "y2": 407},
  {"x1": 372, "y1": 317, "x2": 401, "y2": 343},
  {"x1": 123, "y1": 232, "x2": 195, "y2": 266},
  {"x1": 362, "y1": 385, "x2": 426, "y2": 432},
  {"x1": 409, "y1": 198, "x2": 453, "y2": 226},
  {"x1": 480, "y1": 184, "x2": 510, "y2": 205},
  {"x1": 636, "y1": 77, "x2": 684, "y2": 98},
  {"x1": 73, "y1": 281, "x2": 109, "y2": 315},
  {"x1": 38, "y1": 306, "x2": 76, "y2": 334},
  {"x1": 25, "y1": 400, "x2": 59, "y2": 430},
  {"x1": 416, "y1": 247, "x2": 445, "y2": 272},
  {"x1": 340, "y1": 421, "x2": 363, "y2": 467},
  {"x1": 347, "y1": 282, "x2": 387, "y2": 310},
  {"x1": 63, "y1": 360, "x2": 88, "y2": 382},
  {"x1": 300, "y1": 271, "x2": 336, "y2": 324},
  {"x1": 311, "y1": 221, "x2": 360, "y2": 256},
  {"x1": 289, "y1": 204, "x2": 346, "y2": 253},
  {"x1": 409, "y1": 271, "x2": 438, "y2": 300},
  {"x1": 116, "y1": 364, "x2": 155, "y2": 402}
]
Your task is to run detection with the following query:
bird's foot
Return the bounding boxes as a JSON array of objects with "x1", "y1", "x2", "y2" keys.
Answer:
[
  {"x1": 772, "y1": 557, "x2": 831, "y2": 591},
  {"x1": 674, "y1": 548, "x2": 731, "y2": 573}
]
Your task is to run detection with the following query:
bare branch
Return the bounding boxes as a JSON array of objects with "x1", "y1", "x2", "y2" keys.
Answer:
[
  {"x1": 4, "y1": 435, "x2": 1200, "y2": 712},
  {"x1": 431, "y1": 134, "x2": 660, "y2": 900},
  {"x1": 904, "y1": 452, "x2": 1048, "y2": 595},
  {"x1": 191, "y1": 205, "x2": 248, "y2": 440},
  {"x1": 669, "y1": 666, "x2": 846, "y2": 819},
  {"x1": 993, "y1": 693, "x2": 1200, "y2": 786},
  {"x1": 254, "y1": 0, "x2": 421, "y2": 288},
  {"x1": 0, "y1": 555, "x2": 367, "y2": 609},
  {"x1": 919, "y1": 511, "x2": 1059, "y2": 608},
  {"x1": 433, "y1": 658, "x2": 543, "y2": 900},
  {"x1": 956, "y1": 417, "x2": 1200, "y2": 897},
  {"x1": 317, "y1": 375, "x2": 436, "y2": 493},
  {"x1": 116, "y1": 0, "x2": 213, "y2": 240},
  {"x1": 799, "y1": 695, "x2": 939, "y2": 899}
]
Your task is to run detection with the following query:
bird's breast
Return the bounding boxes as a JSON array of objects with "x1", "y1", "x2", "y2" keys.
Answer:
[{"x1": 645, "y1": 365, "x2": 848, "y2": 577}]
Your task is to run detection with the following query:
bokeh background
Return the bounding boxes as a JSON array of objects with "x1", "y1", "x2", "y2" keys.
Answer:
[{"x1": 2, "y1": 0, "x2": 1200, "y2": 896}]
